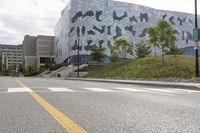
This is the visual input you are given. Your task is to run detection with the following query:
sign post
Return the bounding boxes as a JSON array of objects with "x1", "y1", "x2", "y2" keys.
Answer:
[{"x1": 194, "y1": 0, "x2": 199, "y2": 77}]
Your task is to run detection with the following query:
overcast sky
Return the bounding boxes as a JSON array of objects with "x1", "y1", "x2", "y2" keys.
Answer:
[{"x1": 0, "y1": 0, "x2": 199, "y2": 45}]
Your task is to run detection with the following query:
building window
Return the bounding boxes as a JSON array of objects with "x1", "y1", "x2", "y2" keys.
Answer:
[{"x1": 40, "y1": 57, "x2": 49, "y2": 64}]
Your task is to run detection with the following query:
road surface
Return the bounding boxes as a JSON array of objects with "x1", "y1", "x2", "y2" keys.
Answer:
[{"x1": 0, "y1": 76, "x2": 200, "y2": 133}]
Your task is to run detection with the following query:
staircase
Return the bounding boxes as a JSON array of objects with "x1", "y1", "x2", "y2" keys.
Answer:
[{"x1": 41, "y1": 64, "x2": 88, "y2": 78}]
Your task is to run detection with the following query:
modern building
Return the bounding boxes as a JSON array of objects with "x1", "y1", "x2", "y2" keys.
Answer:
[
  {"x1": 22, "y1": 35, "x2": 54, "y2": 70},
  {"x1": 54, "y1": 0, "x2": 200, "y2": 64},
  {"x1": 0, "y1": 44, "x2": 23, "y2": 70}
]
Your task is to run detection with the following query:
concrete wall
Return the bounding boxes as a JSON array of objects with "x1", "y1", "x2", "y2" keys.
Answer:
[
  {"x1": 23, "y1": 35, "x2": 37, "y2": 69},
  {"x1": 23, "y1": 35, "x2": 37, "y2": 56},
  {"x1": 36, "y1": 36, "x2": 54, "y2": 67},
  {"x1": 23, "y1": 35, "x2": 54, "y2": 70},
  {"x1": 55, "y1": 0, "x2": 200, "y2": 64},
  {"x1": 24, "y1": 56, "x2": 36, "y2": 68}
]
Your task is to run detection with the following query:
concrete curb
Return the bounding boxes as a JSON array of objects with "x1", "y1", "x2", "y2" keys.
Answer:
[{"x1": 65, "y1": 78, "x2": 200, "y2": 90}]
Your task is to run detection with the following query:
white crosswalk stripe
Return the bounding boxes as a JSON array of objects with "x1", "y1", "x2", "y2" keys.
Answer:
[
  {"x1": 83, "y1": 88, "x2": 113, "y2": 92},
  {"x1": 116, "y1": 87, "x2": 199, "y2": 94},
  {"x1": 8, "y1": 88, "x2": 33, "y2": 93},
  {"x1": 3, "y1": 87, "x2": 199, "y2": 94},
  {"x1": 47, "y1": 88, "x2": 75, "y2": 92}
]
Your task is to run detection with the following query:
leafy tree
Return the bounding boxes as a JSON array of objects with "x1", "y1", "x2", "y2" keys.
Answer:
[
  {"x1": 166, "y1": 44, "x2": 183, "y2": 56},
  {"x1": 112, "y1": 37, "x2": 133, "y2": 59},
  {"x1": 135, "y1": 41, "x2": 151, "y2": 58},
  {"x1": 147, "y1": 27, "x2": 159, "y2": 56},
  {"x1": 0, "y1": 54, "x2": 5, "y2": 72},
  {"x1": 91, "y1": 45, "x2": 106, "y2": 64},
  {"x1": 44, "y1": 57, "x2": 54, "y2": 71},
  {"x1": 147, "y1": 19, "x2": 176, "y2": 64},
  {"x1": 26, "y1": 65, "x2": 35, "y2": 73},
  {"x1": 45, "y1": 59, "x2": 50, "y2": 69},
  {"x1": 111, "y1": 45, "x2": 120, "y2": 62},
  {"x1": 18, "y1": 64, "x2": 23, "y2": 72}
]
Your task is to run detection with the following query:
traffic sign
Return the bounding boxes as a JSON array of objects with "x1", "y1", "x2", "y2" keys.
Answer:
[
  {"x1": 193, "y1": 28, "x2": 200, "y2": 41},
  {"x1": 193, "y1": 28, "x2": 199, "y2": 41},
  {"x1": 194, "y1": 42, "x2": 198, "y2": 49}
]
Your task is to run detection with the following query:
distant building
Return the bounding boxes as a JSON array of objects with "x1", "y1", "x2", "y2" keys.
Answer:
[
  {"x1": 0, "y1": 44, "x2": 23, "y2": 70},
  {"x1": 22, "y1": 35, "x2": 54, "y2": 70},
  {"x1": 54, "y1": 0, "x2": 200, "y2": 64}
]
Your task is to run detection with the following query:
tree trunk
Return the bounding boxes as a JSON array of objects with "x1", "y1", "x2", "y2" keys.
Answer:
[
  {"x1": 125, "y1": 47, "x2": 126, "y2": 60},
  {"x1": 161, "y1": 42, "x2": 164, "y2": 64},
  {"x1": 154, "y1": 45, "x2": 157, "y2": 56}
]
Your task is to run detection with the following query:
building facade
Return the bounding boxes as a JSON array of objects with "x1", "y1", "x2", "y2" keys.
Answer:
[
  {"x1": 54, "y1": 0, "x2": 200, "y2": 64},
  {"x1": 22, "y1": 35, "x2": 54, "y2": 70},
  {"x1": 0, "y1": 44, "x2": 23, "y2": 70}
]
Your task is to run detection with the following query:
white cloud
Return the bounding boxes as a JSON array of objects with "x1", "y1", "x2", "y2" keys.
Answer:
[
  {"x1": 0, "y1": 0, "x2": 199, "y2": 45},
  {"x1": 0, "y1": 0, "x2": 66, "y2": 44}
]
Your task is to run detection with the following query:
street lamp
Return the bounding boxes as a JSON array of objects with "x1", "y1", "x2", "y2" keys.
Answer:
[
  {"x1": 49, "y1": 38, "x2": 52, "y2": 72},
  {"x1": 194, "y1": 0, "x2": 199, "y2": 77},
  {"x1": 77, "y1": 38, "x2": 80, "y2": 78}
]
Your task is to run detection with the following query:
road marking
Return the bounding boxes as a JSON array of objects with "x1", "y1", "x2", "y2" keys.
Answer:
[
  {"x1": 174, "y1": 89, "x2": 200, "y2": 94},
  {"x1": 15, "y1": 79, "x2": 87, "y2": 133},
  {"x1": 3, "y1": 86, "x2": 199, "y2": 95},
  {"x1": 116, "y1": 87, "x2": 174, "y2": 96},
  {"x1": 144, "y1": 88, "x2": 179, "y2": 93},
  {"x1": 84, "y1": 87, "x2": 113, "y2": 92},
  {"x1": 47, "y1": 88, "x2": 75, "y2": 92},
  {"x1": 115, "y1": 88, "x2": 147, "y2": 92},
  {"x1": 8, "y1": 87, "x2": 33, "y2": 93}
]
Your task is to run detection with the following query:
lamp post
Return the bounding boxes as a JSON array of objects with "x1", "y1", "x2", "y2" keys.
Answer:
[
  {"x1": 194, "y1": 0, "x2": 199, "y2": 77},
  {"x1": 77, "y1": 38, "x2": 80, "y2": 78},
  {"x1": 49, "y1": 41, "x2": 52, "y2": 72}
]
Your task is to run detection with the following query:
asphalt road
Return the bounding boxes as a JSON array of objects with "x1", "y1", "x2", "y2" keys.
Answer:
[{"x1": 0, "y1": 76, "x2": 200, "y2": 133}]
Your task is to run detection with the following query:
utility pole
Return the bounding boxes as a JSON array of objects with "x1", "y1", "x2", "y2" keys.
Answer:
[
  {"x1": 194, "y1": 0, "x2": 199, "y2": 77},
  {"x1": 77, "y1": 38, "x2": 80, "y2": 78},
  {"x1": 49, "y1": 39, "x2": 52, "y2": 72}
]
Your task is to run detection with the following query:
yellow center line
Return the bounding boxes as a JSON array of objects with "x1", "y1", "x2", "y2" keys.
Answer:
[{"x1": 15, "y1": 78, "x2": 88, "y2": 133}]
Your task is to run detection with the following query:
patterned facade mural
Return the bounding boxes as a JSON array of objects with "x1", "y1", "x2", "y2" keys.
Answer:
[{"x1": 54, "y1": 0, "x2": 200, "y2": 64}]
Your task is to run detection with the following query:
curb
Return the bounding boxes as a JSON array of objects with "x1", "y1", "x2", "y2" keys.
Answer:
[{"x1": 65, "y1": 78, "x2": 200, "y2": 90}]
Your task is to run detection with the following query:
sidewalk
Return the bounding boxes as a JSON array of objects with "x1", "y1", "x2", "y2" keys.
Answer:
[{"x1": 66, "y1": 78, "x2": 200, "y2": 90}]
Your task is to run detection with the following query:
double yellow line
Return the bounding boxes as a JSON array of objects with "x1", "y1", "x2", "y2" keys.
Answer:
[{"x1": 16, "y1": 79, "x2": 87, "y2": 133}]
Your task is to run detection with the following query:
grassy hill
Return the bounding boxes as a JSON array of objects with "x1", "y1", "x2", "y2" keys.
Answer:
[{"x1": 86, "y1": 55, "x2": 197, "y2": 79}]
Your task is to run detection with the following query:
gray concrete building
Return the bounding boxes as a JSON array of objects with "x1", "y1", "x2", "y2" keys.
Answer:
[
  {"x1": 22, "y1": 35, "x2": 54, "y2": 70},
  {"x1": 0, "y1": 44, "x2": 23, "y2": 70},
  {"x1": 54, "y1": 0, "x2": 200, "y2": 64}
]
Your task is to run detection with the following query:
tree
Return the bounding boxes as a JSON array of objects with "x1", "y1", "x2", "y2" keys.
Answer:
[
  {"x1": 135, "y1": 41, "x2": 151, "y2": 58},
  {"x1": 45, "y1": 59, "x2": 50, "y2": 69},
  {"x1": 111, "y1": 45, "x2": 120, "y2": 62},
  {"x1": 112, "y1": 37, "x2": 133, "y2": 59},
  {"x1": 147, "y1": 27, "x2": 159, "y2": 56},
  {"x1": 91, "y1": 45, "x2": 106, "y2": 64},
  {"x1": 165, "y1": 44, "x2": 183, "y2": 56},
  {"x1": 27, "y1": 65, "x2": 35, "y2": 73},
  {"x1": 147, "y1": 19, "x2": 176, "y2": 64},
  {"x1": 18, "y1": 64, "x2": 23, "y2": 72}
]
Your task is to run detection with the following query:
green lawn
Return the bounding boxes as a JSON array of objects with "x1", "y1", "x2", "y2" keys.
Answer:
[{"x1": 86, "y1": 55, "x2": 197, "y2": 79}]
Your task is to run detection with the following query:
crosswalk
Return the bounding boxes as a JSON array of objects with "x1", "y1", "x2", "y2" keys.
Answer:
[
  {"x1": 84, "y1": 88, "x2": 114, "y2": 92},
  {"x1": 47, "y1": 88, "x2": 75, "y2": 92},
  {"x1": 0, "y1": 87, "x2": 199, "y2": 95},
  {"x1": 8, "y1": 87, "x2": 33, "y2": 93}
]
